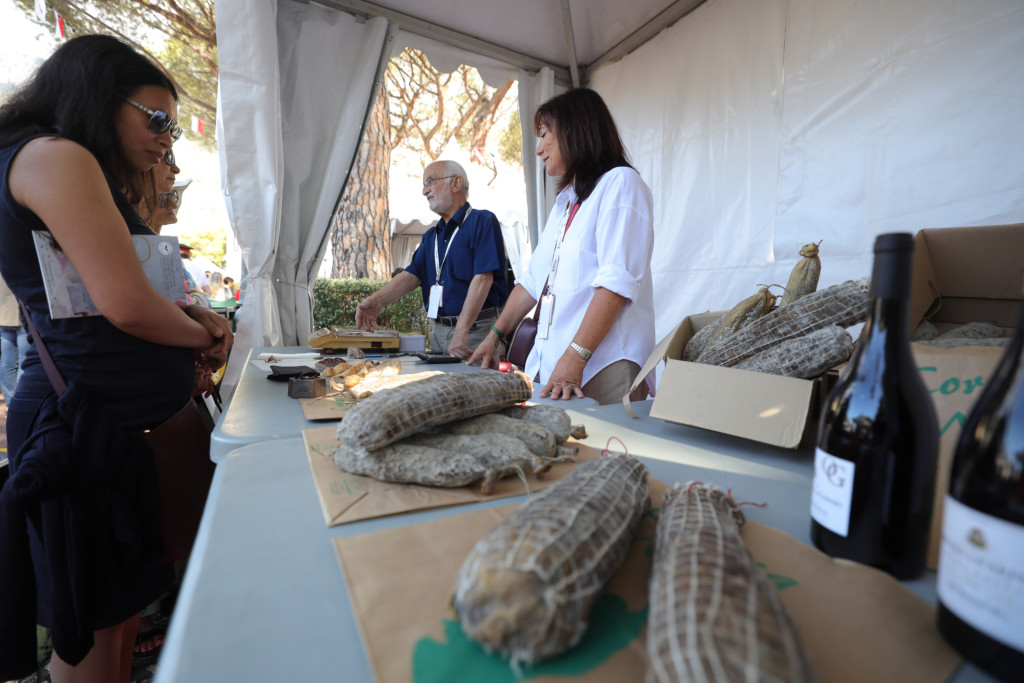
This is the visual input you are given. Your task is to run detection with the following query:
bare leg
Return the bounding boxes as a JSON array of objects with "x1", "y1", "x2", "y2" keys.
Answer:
[{"x1": 49, "y1": 613, "x2": 140, "y2": 683}]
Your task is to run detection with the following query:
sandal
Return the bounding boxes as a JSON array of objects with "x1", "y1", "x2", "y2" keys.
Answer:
[{"x1": 132, "y1": 626, "x2": 166, "y2": 667}]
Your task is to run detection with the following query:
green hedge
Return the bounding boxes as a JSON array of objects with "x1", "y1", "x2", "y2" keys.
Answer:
[{"x1": 312, "y1": 277, "x2": 428, "y2": 337}]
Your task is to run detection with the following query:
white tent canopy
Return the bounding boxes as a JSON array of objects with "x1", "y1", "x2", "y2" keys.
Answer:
[{"x1": 214, "y1": 0, "x2": 1024, "y2": 396}]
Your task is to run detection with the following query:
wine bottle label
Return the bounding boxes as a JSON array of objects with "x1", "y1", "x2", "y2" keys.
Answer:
[
  {"x1": 937, "y1": 496, "x2": 1024, "y2": 652},
  {"x1": 810, "y1": 448, "x2": 855, "y2": 537}
]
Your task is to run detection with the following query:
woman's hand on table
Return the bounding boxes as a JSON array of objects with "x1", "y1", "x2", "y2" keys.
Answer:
[
  {"x1": 539, "y1": 350, "x2": 586, "y2": 400},
  {"x1": 466, "y1": 335, "x2": 501, "y2": 369}
]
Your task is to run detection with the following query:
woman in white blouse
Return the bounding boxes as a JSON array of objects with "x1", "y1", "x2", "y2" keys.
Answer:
[{"x1": 469, "y1": 88, "x2": 655, "y2": 405}]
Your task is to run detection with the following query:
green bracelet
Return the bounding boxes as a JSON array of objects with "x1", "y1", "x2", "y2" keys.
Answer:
[{"x1": 490, "y1": 325, "x2": 507, "y2": 343}]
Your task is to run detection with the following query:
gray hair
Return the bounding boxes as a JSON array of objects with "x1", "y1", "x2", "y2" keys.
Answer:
[{"x1": 440, "y1": 160, "x2": 470, "y2": 194}]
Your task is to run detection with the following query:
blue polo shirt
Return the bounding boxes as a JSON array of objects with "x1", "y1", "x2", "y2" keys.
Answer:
[{"x1": 405, "y1": 203, "x2": 509, "y2": 317}]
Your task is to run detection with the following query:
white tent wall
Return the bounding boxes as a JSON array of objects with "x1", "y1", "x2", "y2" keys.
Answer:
[{"x1": 590, "y1": 0, "x2": 1024, "y2": 343}]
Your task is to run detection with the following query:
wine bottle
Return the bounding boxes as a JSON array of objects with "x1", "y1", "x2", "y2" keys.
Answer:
[
  {"x1": 936, "y1": 295, "x2": 1024, "y2": 681},
  {"x1": 809, "y1": 232, "x2": 938, "y2": 580}
]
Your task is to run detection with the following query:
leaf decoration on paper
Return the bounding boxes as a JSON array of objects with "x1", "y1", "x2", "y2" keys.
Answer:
[
  {"x1": 757, "y1": 561, "x2": 800, "y2": 591},
  {"x1": 411, "y1": 595, "x2": 646, "y2": 682}
]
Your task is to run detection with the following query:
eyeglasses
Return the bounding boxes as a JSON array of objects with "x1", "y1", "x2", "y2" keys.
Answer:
[
  {"x1": 422, "y1": 175, "x2": 456, "y2": 188},
  {"x1": 125, "y1": 98, "x2": 183, "y2": 141},
  {"x1": 163, "y1": 148, "x2": 175, "y2": 166},
  {"x1": 158, "y1": 189, "x2": 179, "y2": 208}
]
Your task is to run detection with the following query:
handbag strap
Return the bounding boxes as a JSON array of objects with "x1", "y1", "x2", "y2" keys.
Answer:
[
  {"x1": 534, "y1": 201, "x2": 582, "y2": 321},
  {"x1": 19, "y1": 299, "x2": 67, "y2": 396}
]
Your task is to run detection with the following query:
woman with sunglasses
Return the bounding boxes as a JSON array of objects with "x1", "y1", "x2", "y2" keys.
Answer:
[
  {"x1": 138, "y1": 148, "x2": 182, "y2": 233},
  {"x1": 0, "y1": 35, "x2": 232, "y2": 683}
]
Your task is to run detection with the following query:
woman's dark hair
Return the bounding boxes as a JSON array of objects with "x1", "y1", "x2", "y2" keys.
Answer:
[
  {"x1": 0, "y1": 34, "x2": 177, "y2": 203},
  {"x1": 534, "y1": 88, "x2": 633, "y2": 202}
]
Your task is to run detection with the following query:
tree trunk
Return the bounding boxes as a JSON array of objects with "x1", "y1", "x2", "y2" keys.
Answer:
[{"x1": 331, "y1": 87, "x2": 392, "y2": 279}]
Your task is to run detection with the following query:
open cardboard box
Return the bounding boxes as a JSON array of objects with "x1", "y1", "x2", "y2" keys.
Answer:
[
  {"x1": 635, "y1": 311, "x2": 833, "y2": 449},
  {"x1": 634, "y1": 227, "x2": 1019, "y2": 456},
  {"x1": 909, "y1": 223, "x2": 1024, "y2": 569}
]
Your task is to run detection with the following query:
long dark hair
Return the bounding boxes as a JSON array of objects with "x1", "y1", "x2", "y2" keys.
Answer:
[
  {"x1": 0, "y1": 34, "x2": 177, "y2": 203},
  {"x1": 534, "y1": 88, "x2": 633, "y2": 202}
]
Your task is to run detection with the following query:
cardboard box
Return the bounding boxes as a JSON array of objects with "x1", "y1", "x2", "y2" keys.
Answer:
[
  {"x1": 638, "y1": 311, "x2": 831, "y2": 449},
  {"x1": 398, "y1": 334, "x2": 426, "y2": 353},
  {"x1": 635, "y1": 224, "x2": 1022, "y2": 453},
  {"x1": 909, "y1": 223, "x2": 1024, "y2": 570}
]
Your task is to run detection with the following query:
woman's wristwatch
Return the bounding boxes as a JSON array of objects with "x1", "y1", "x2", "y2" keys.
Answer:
[{"x1": 569, "y1": 341, "x2": 592, "y2": 361}]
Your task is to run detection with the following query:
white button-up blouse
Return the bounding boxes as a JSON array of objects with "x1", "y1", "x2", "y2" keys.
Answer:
[{"x1": 518, "y1": 166, "x2": 655, "y2": 386}]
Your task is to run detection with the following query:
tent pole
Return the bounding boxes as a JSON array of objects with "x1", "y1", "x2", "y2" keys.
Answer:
[{"x1": 560, "y1": 0, "x2": 580, "y2": 88}]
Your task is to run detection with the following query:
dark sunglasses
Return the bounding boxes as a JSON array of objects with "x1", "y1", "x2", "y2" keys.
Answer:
[
  {"x1": 125, "y1": 98, "x2": 183, "y2": 141},
  {"x1": 158, "y1": 189, "x2": 180, "y2": 208},
  {"x1": 163, "y1": 148, "x2": 175, "y2": 166}
]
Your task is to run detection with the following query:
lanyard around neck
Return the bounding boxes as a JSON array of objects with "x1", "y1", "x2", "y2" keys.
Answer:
[
  {"x1": 433, "y1": 206, "x2": 471, "y2": 284},
  {"x1": 545, "y1": 200, "x2": 581, "y2": 293}
]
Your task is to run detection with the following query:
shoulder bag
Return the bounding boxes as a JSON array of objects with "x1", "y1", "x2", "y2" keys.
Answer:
[{"x1": 506, "y1": 311, "x2": 538, "y2": 369}]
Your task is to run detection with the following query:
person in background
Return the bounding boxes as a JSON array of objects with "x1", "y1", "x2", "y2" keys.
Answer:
[
  {"x1": 1, "y1": 274, "x2": 29, "y2": 404},
  {"x1": 136, "y1": 150, "x2": 216, "y2": 396},
  {"x1": 137, "y1": 147, "x2": 180, "y2": 234},
  {"x1": 130, "y1": 146, "x2": 213, "y2": 669},
  {"x1": 208, "y1": 272, "x2": 232, "y2": 302},
  {"x1": 222, "y1": 276, "x2": 239, "y2": 302},
  {"x1": 0, "y1": 35, "x2": 232, "y2": 682},
  {"x1": 179, "y1": 244, "x2": 211, "y2": 295},
  {"x1": 355, "y1": 160, "x2": 508, "y2": 358},
  {"x1": 468, "y1": 88, "x2": 655, "y2": 405}
]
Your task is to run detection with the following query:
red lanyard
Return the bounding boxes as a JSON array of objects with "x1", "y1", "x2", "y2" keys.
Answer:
[{"x1": 562, "y1": 202, "x2": 581, "y2": 239}]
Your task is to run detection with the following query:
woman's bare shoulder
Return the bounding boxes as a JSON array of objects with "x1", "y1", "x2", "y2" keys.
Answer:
[
  {"x1": 10, "y1": 137, "x2": 103, "y2": 204},
  {"x1": 16, "y1": 136, "x2": 97, "y2": 168}
]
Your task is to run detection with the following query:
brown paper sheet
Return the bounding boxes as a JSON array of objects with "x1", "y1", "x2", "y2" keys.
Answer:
[
  {"x1": 299, "y1": 390, "x2": 358, "y2": 421},
  {"x1": 303, "y1": 427, "x2": 600, "y2": 527},
  {"x1": 333, "y1": 476, "x2": 960, "y2": 683}
]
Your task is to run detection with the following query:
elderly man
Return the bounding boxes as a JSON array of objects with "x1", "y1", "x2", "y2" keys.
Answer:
[{"x1": 356, "y1": 160, "x2": 508, "y2": 358}]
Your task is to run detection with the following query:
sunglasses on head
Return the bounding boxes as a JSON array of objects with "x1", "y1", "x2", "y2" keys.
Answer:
[
  {"x1": 163, "y1": 148, "x2": 175, "y2": 166},
  {"x1": 125, "y1": 98, "x2": 183, "y2": 141}
]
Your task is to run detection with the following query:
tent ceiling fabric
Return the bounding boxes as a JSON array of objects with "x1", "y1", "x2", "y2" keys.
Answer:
[{"x1": 315, "y1": 0, "x2": 706, "y2": 83}]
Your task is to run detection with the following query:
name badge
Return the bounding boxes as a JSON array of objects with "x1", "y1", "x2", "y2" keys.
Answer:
[
  {"x1": 428, "y1": 284, "x2": 443, "y2": 319},
  {"x1": 537, "y1": 294, "x2": 555, "y2": 339}
]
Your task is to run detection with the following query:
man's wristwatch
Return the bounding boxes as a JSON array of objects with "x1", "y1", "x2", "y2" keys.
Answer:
[{"x1": 569, "y1": 341, "x2": 592, "y2": 361}]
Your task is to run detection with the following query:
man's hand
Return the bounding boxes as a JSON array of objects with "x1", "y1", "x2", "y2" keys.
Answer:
[
  {"x1": 447, "y1": 328, "x2": 474, "y2": 359},
  {"x1": 355, "y1": 297, "x2": 381, "y2": 332}
]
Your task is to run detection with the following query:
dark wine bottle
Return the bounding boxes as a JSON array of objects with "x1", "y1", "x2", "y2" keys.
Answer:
[
  {"x1": 809, "y1": 232, "x2": 938, "y2": 580},
  {"x1": 936, "y1": 295, "x2": 1024, "y2": 681}
]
